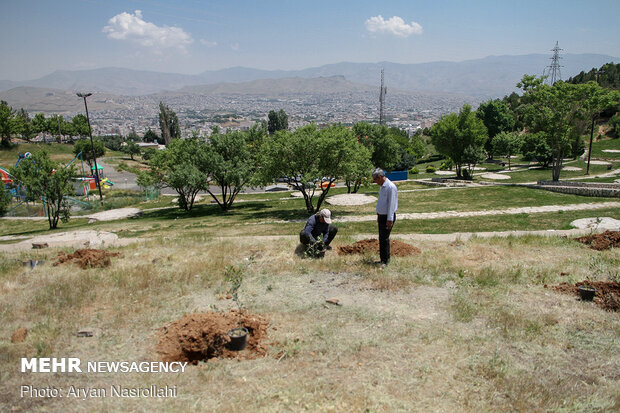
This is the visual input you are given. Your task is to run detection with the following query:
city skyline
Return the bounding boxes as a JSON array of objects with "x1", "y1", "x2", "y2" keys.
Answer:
[{"x1": 1, "y1": 0, "x2": 620, "y2": 81}]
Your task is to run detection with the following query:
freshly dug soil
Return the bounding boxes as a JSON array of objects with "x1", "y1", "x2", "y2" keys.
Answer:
[
  {"x1": 156, "y1": 310, "x2": 270, "y2": 364},
  {"x1": 338, "y1": 238, "x2": 421, "y2": 256},
  {"x1": 574, "y1": 231, "x2": 620, "y2": 250},
  {"x1": 54, "y1": 249, "x2": 120, "y2": 269},
  {"x1": 548, "y1": 281, "x2": 620, "y2": 312},
  {"x1": 11, "y1": 327, "x2": 28, "y2": 343}
]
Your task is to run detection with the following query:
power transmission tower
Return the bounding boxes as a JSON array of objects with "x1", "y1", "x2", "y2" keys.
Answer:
[
  {"x1": 379, "y1": 68, "x2": 387, "y2": 124},
  {"x1": 543, "y1": 41, "x2": 563, "y2": 85}
]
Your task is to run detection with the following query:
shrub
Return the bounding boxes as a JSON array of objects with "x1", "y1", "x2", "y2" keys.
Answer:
[
  {"x1": 409, "y1": 167, "x2": 419, "y2": 175},
  {"x1": 426, "y1": 165, "x2": 436, "y2": 173}
]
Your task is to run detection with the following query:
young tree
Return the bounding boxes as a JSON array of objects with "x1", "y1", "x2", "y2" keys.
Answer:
[
  {"x1": 575, "y1": 81, "x2": 620, "y2": 173},
  {"x1": 203, "y1": 130, "x2": 255, "y2": 210},
  {"x1": 149, "y1": 138, "x2": 208, "y2": 211},
  {"x1": 122, "y1": 141, "x2": 141, "y2": 160},
  {"x1": 14, "y1": 108, "x2": 34, "y2": 141},
  {"x1": 476, "y1": 99, "x2": 515, "y2": 158},
  {"x1": 267, "y1": 109, "x2": 288, "y2": 134},
  {"x1": 158, "y1": 102, "x2": 180, "y2": 145},
  {"x1": 258, "y1": 124, "x2": 362, "y2": 213},
  {"x1": 342, "y1": 141, "x2": 373, "y2": 193},
  {"x1": 0, "y1": 100, "x2": 16, "y2": 147},
  {"x1": 73, "y1": 139, "x2": 106, "y2": 169},
  {"x1": 491, "y1": 131, "x2": 523, "y2": 170},
  {"x1": 10, "y1": 151, "x2": 76, "y2": 229},
  {"x1": 430, "y1": 104, "x2": 488, "y2": 178}
]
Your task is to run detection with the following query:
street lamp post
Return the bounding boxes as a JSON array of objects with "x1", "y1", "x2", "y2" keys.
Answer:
[
  {"x1": 77, "y1": 92, "x2": 104, "y2": 203},
  {"x1": 586, "y1": 70, "x2": 604, "y2": 175}
]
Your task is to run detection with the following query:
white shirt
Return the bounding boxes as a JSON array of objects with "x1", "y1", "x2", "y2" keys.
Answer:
[{"x1": 376, "y1": 178, "x2": 398, "y2": 221}]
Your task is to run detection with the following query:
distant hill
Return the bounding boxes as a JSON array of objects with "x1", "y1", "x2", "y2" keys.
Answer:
[
  {"x1": 0, "y1": 54, "x2": 617, "y2": 98},
  {"x1": 0, "y1": 87, "x2": 127, "y2": 113}
]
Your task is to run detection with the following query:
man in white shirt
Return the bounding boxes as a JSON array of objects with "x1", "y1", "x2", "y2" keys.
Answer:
[{"x1": 372, "y1": 168, "x2": 398, "y2": 266}]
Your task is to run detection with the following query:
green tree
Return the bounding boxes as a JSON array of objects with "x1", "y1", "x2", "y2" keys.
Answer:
[
  {"x1": 518, "y1": 75, "x2": 590, "y2": 181},
  {"x1": 203, "y1": 130, "x2": 255, "y2": 210},
  {"x1": 0, "y1": 100, "x2": 16, "y2": 147},
  {"x1": 150, "y1": 138, "x2": 208, "y2": 210},
  {"x1": 14, "y1": 108, "x2": 34, "y2": 141},
  {"x1": 72, "y1": 114, "x2": 90, "y2": 137},
  {"x1": 521, "y1": 132, "x2": 553, "y2": 167},
  {"x1": 476, "y1": 99, "x2": 515, "y2": 158},
  {"x1": 609, "y1": 113, "x2": 620, "y2": 138},
  {"x1": 352, "y1": 122, "x2": 401, "y2": 171},
  {"x1": 73, "y1": 139, "x2": 106, "y2": 169},
  {"x1": 143, "y1": 128, "x2": 162, "y2": 144},
  {"x1": 158, "y1": 102, "x2": 181, "y2": 145},
  {"x1": 342, "y1": 140, "x2": 373, "y2": 193},
  {"x1": 0, "y1": 183, "x2": 11, "y2": 216},
  {"x1": 430, "y1": 104, "x2": 488, "y2": 178},
  {"x1": 491, "y1": 131, "x2": 523, "y2": 170},
  {"x1": 10, "y1": 151, "x2": 76, "y2": 229},
  {"x1": 257, "y1": 124, "x2": 360, "y2": 213},
  {"x1": 267, "y1": 109, "x2": 288, "y2": 134},
  {"x1": 575, "y1": 81, "x2": 620, "y2": 173},
  {"x1": 122, "y1": 141, "x2": 141, "y2": 160}
]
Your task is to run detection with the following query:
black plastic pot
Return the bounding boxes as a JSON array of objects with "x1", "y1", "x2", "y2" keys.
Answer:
[
  {"x1": 227, "y1": 327, "x2": 248, "y2": 351},
  {"x1": 578, "y1": 285, "x2": 596, "y2": 301}
]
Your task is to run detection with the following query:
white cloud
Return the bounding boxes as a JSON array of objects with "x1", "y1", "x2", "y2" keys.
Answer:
[
  {"x1": 200, "y1": 39, "x2": 217, "y2": 47},
  {"x1": 103, "y1": 10, "x2": 193, "y2": 50},
  {"x1": 230, "y1": 43, "x2": 240, "y2": 51},
  {"x1": 365, "y1": 15, "x2": 423, "y2": 38}
]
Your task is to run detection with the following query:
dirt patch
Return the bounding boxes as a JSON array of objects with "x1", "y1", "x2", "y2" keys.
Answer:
[
  {"x1": 548, "y1": 281, "x2": 620, "y2": 311},
  {"x1": 574, "y1": 230, "x2": 620, "y2": 250},
  {"x1": 11, "y1": 327, "x2": 28, "y2": 343},
  {"x1": 156, "y1": 310, "x2": 270, "y2": 364},
  {"x1": 338, "y1": 239, "x2": 421, "y2": 256},
  {"x1": 53, "y1": 249, "x2": 121, "y2": 269}
]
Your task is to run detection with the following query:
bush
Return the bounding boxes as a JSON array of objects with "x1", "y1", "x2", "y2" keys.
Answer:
[
  {"x1": 462, "y1": 168, "x2": 472, "y2": 180},
  {"x1": 425, "y1": 165, "x2": 436, "y2": 173},
  {"x1": 439, "y1": 159, "x2": 453, "y2": 170},
  {"x1": 409, "y1": 167, "x2": 419, "y2": 175}
]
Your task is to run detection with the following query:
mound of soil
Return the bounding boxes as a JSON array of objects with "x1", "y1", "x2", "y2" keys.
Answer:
[
  {"x1": 156, "y1": 310, "x2": 270, "y2": 364},
  {"x1": 574, "y1": 231, "x2": 620, "y2": 250},
  {"x1": 54, "y1": 249, "x2": 120, "y2": 269},
  {"x1": 338, "y1": 238, "x2": 421, "y2": 256},
  {"x1": 549, "y1": 281, "x2": 620, "y2": 312},
  {"x1": 11, "y1": 327, "x2": 28, "y2": 343}
]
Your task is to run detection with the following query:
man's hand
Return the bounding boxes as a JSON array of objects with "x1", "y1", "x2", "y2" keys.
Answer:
[{"x1": 386, "y1": 220, "x2": 393, "y2": 230}]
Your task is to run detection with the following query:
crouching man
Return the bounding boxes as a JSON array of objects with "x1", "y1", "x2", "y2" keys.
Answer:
[{"x1": 299, "y1": 209, "x2": 338, "y2": 250}]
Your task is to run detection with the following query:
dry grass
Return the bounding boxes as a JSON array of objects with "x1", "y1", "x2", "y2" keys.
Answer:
[{"x1": 1, "y1": 228, "x2": 619, "y2": 412}]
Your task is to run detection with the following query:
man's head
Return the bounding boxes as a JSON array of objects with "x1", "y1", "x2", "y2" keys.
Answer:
[
  {"x1": 372, "y1": 168, "x2": 386, "y2": 185},
  {"x1": 317, "y1": 208, "x2": 332, "y2": 224}
]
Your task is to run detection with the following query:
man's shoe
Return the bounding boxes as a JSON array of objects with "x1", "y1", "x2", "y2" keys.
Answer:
[{"x1": 325, "y1": 245, "x2": 332, "y2": 250}]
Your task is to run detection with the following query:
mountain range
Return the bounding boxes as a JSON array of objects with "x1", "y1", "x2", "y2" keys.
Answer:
[{"x1": 1, "y1": 53, "x2": 617, "y2": 98}]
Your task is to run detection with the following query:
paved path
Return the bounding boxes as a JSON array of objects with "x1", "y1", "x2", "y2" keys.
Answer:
[{"x1": 275, "y1": 201, "x2": 620, "y2": 223}]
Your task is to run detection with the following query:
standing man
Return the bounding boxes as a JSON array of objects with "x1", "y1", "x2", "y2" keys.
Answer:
[{"x1": 372, "y1": 168, "x2": 398, "y2": 266}]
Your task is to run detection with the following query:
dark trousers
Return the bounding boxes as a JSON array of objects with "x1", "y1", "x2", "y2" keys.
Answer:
[
  {"x1": 377, "y1": 214, "x2": 395, "y2": 264},
  {"x1": 299, "y1": 226, "x2": 338, "y2": 245}
]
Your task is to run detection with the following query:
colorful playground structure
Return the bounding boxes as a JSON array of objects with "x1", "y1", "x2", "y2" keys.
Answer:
[{"x1": 1, "y1": 151, "x2": 113, "y2": 215}]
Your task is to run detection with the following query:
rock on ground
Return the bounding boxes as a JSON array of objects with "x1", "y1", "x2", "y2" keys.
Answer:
[{"x1": 570, "y1": 217, "x2": 620, "y2": 231}]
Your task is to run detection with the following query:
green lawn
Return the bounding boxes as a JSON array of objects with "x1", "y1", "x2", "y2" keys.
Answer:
[{"x1": 589, "y1": 137, "x2": 620, "y2": 159}]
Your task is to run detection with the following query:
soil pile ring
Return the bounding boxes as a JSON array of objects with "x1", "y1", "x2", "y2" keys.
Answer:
[
  {"x1": 549, "y1": 281, "x2": 620, "y2": 312},
  {"x1": 54, "y1": 249, "x2": 120, "y2": 269},
  {"x1": 156, "y1": 310, "x2": 270, "y2": 364},
  {"x1": 574, "y1": 230, "x2": 620, "y2": 250},
  {"x1": 338, "y1": 239, "x2": 421, "y2": 256}
]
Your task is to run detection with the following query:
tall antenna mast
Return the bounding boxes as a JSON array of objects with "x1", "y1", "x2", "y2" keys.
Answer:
[
  {"x1": 543, "y1": 41, "x2": 563, "y2": 85},
  {"x1": 379, "y1": 68, "x2": 387, "y2": 124}
]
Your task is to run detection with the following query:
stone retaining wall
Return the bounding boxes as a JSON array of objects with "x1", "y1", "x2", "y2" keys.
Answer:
[{"x1": 529, "y1": 181, "x2": 620, "y2": 197}]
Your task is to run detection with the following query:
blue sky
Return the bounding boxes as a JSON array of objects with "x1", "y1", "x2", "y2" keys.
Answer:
[{"x1": 1, "y1": 0, "x2": 619, "y2": 80}]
